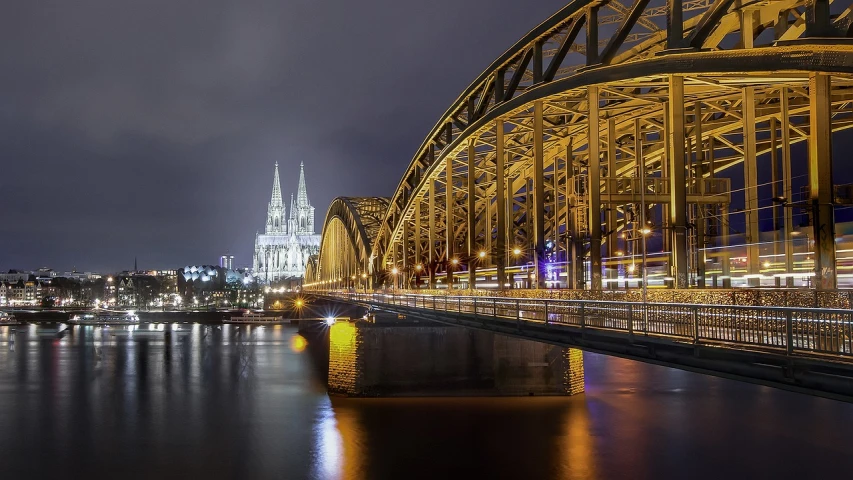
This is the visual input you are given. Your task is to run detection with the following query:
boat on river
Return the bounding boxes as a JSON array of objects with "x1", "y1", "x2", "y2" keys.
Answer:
[
  {"x1": 69, "y1": 311, "x2": 140, "y2": 325},
  {"x1": 226, "y1": 311, "x2": 284, "y2": 323},
  {"x1": 0, "y1": 312, "x2": 18, "y2": 325}
]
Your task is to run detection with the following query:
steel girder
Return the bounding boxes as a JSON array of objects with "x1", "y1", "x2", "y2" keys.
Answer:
[
  {"x1": 322, "y1": 0, "x2": 853, "y2": 290},
  {"x1": 310, "y1": 197, "x2": 389, "y2": 288}
]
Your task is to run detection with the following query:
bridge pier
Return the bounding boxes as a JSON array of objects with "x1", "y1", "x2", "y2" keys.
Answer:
[{"x1": 327, "y1": 319, "x2": 584, "y2": 397}]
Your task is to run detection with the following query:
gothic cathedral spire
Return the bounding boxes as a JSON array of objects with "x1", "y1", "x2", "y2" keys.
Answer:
[
  {"x1": 297, "y1": 161, "x2": 309, "y2": 207},
  {"x1": 271, "y1": 161, "x2": 282, "y2": 206},
  {"x1": 265, "y1": 162, "x2": 285, "y2": 233}
]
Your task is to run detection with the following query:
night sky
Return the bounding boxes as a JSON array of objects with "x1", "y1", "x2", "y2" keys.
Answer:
[{"x1": 1, "y1": 0, "x2": 569, "y2": 273}]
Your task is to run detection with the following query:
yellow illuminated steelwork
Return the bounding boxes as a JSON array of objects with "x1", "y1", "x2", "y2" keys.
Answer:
[{"x1": 306, "y1": 1, "x2": 853, "y2": 292}]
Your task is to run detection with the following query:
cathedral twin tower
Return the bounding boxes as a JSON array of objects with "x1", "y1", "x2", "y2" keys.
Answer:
[{"x1": 253, "y1": 162, "x2": 320, "y2": 283}]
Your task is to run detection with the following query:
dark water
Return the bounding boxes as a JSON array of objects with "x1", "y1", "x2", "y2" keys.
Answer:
[{"x1": 0, "y1": 322, "x2": 851, "y2": 480}]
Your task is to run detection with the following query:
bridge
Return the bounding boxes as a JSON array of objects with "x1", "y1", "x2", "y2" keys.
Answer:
[{"x1": 303, "y1": 0, "x2": 853, "y2": 400}]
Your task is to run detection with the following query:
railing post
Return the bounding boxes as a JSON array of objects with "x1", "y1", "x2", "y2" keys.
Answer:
[
  {"x1": 628, "y1": 303, "x2": 634, "y2": 336},
  {"x1": 693, "y1": 306, "x2": 699, "y2": 344},
  {"x1": 580, "y1": 303, "x2": 586, "y2": 330},
  {"x1": 493, "y1": 298, "x2": 497, "y2": 317},
  {"x1": 474, "y1": 297, "x2": 478, "y2": 320},
  {"x1": 544, "y1": 300, "x2": 549, "y2": 325},
  {"x1": 786, "y1": 309, "x2": 794, "y2": 355},
  {"x1": 516, "y1": 300, "x2": 520, "y2": 326}
]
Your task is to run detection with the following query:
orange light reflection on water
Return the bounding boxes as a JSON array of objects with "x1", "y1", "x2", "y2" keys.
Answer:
[{"x1": 290, "y1": 334, "x2": 308, "y2": 353}]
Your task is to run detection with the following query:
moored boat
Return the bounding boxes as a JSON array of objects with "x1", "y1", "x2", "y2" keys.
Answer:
[
  {"x1": 69, "y1": 311, "x2": 140, "y2": 325},
  {"x1": 0, "y1": 311, "x2": 18, "y2": 325},
  {"x1": 226, "y1": 310, "x2": 284, "y2": 323}
]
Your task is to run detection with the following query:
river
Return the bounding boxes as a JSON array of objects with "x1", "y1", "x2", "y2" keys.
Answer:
[{"x1": 0, "y1": 322, "x2": 850, "y2": 479}]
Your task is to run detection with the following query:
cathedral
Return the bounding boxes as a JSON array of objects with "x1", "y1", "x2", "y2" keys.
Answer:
[{"x1": 253, "y1": 162, "x2": 320, "y2": 283}]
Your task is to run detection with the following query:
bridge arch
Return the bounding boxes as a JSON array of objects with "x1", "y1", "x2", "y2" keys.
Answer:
[
  {"x1": 307, "y1": 197, "x2": 390, "y2": 289},
  {"x1": 364, "y1": 0, "x2": 853, "y2": 291}
]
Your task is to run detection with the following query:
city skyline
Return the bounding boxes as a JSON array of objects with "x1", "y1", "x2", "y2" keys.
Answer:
[
  {"x1": 2, "y1": 3, "x2": 853, "y2": 479},
  {"x1": 0, "y1": 0, "x2": 570, "y2": 273}
]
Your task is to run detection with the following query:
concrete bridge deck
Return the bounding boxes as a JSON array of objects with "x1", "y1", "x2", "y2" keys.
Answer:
[{"x1": 318, "y1": 291, "x2": 853, "y2": 402}]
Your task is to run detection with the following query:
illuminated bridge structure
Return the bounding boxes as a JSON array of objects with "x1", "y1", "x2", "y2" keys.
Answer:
[
  {"x1": 306, "y1": 197, "x2": 389, "y2": 287},
  {"x1": 308, "y1": 0, "x2": 853, "y2": 293},
  {"x1": 302, "y1": 1, "x2": 853, "y2": 400}
]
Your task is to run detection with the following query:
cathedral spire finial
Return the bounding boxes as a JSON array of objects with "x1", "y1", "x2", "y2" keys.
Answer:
[
  {"x1": 265, "y1": 163, "x2": 285, "y2": 233},
  {"x1": 297, "y1": 162, "x2": 309, "y2": 207},
  {"x1": 270, "y1": 162, "x2": 283, "y2": 207}
]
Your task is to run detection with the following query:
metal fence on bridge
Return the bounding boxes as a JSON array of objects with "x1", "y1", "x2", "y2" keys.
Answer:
[{"x1": 325, "y1": 292, "x2": 853, "y2": 360}]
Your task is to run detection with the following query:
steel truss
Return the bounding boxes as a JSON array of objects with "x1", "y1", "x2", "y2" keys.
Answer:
[
  {"x1": 307, "y1": 197, "x2": 389, "y2": 289},
  {"x1": 310, "y1": 0, "x2": 853, "y2": 292}
]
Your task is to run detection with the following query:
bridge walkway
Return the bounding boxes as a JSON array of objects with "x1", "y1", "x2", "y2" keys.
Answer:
[{"x1": 319, "y1": 292, "x2": 853, "y2": 402}]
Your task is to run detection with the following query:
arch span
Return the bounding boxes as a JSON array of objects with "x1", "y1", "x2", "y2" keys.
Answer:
[
  {"x1": 311, "y1": 0, "x2": 853, "y2": 292},
  {"x1": 309, "y1": 197, "x2": 389, "y2": 288}
]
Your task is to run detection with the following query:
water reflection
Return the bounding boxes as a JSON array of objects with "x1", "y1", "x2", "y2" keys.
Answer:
[
  {"x1": 0, "y1": 322, "x2": 851, "y2": 479},
  {"x1": 311, "y1": 396, "x2": 345, "y2": 479}
]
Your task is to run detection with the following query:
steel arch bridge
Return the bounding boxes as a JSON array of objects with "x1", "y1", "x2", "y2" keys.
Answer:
[
  {"x1": 307, "y1": 197, "x2": 390, "y2": 287},
  {"x1": 308, "y1": 0, "x2": 853, "y2": 292}
]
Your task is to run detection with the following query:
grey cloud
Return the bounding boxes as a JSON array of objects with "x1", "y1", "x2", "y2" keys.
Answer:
[{"x1": 1, "y1": 0, "x2": 568, "y2": 271}]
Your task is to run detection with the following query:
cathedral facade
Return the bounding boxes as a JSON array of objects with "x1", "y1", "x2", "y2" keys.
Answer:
[{"x1": 253, "y1": 162, "x2": 320, "y2": 283}]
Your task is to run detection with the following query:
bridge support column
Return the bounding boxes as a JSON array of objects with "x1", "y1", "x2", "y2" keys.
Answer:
[
  {"x1": 606, "y1": 118, "x2": 618, "y2": 287},
  {"x1": 415, "y1": 200, "x2": 422, "y2": 289},
  {"x1": 780, "y1": 88, "x2": 795, "y2": 287},
  {"x1": 327, "y1": 320, "x2": 584, "y2": 397},
  {"x1": 496, "y1": 120, "x2": 507, "y2": 290},
  {"x1": 721, "y1": 206, "x2": 731, "y2": 288},
  {"x1": 694, "y1": 101, "x2": 706, "y2": 288},
  {"x1": 742, "y1": 86, "x2": 761, "y2": 286},
  {"x1": 429, "y1": 178, "x2": 437, "y2": 289},
  {"x1": 403, "y1": 222, "x2": 410, "y2": 289},
  {"x1": 392, "y1": 240, "x2": 400, "y2": 289},
  {"x1": 467, "y1": 140, "x2": 477, "y2": 289},
  {"x1": 446, "y1": 153, "x2": 455, "y2": 290},
  {"x1": 588, "y1": 86, "x2": 602, "y2": 290},
  {"x1": 565, "y1": 139, "x2": 575, "y2": 289},
  {"x1": 809, "y1": 72, "x2": 837, "y2": 290},
  {"x1": 533, "y1": 100, "x2": 547, "y2": 289},
  {"x1": 668, "y1": 76, "x2": 688, "y2": 288}
]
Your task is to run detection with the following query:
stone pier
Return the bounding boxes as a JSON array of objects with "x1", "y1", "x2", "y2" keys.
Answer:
[{"x1": 325, "y1": 320, "x2": 584, "y2": 397}]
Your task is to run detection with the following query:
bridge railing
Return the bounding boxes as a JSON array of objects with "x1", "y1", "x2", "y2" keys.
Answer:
[{"x1": 323, "y1": 292, "x2": 853, "y2": 360}]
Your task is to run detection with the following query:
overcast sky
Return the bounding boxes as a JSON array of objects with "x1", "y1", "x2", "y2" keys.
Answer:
[{"x1": 1, "y1": 0, "x2": 570, "y2": 272}]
